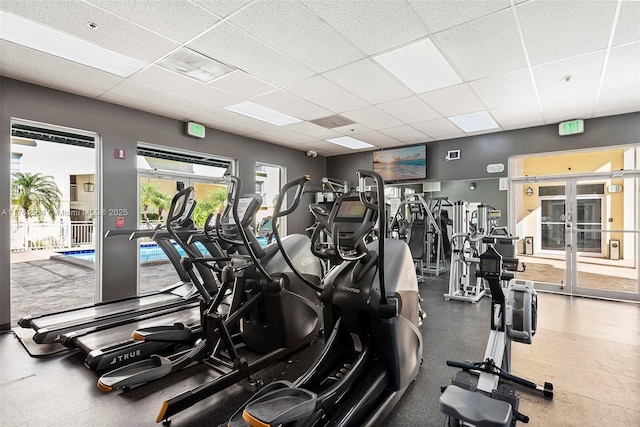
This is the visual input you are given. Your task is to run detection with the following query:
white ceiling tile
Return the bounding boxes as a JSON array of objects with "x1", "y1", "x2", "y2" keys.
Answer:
[
  {"x1": 285, "y1": 75, "x2": 368, "y2": 113},
  {"x1": 303, "y1": 0, "x2": 428, "y2": 55},
  {"x1": 540, "y1": 92, "x2": 597, "y2": 123},
  {"x1": 595, "y1": 84, "x2": 640, "y2": 116},
  {"x1": 377, "y1": 96, "x2": 441, "y2": 124},
  {"x1": 323, "y1": 58, "x2": 412, "y2": 104},
  {"x1": 409, "y1": 0, "x2": 510, "y2": 33},
  {"x1": 517, "y1": 0, "x2": 617, "y2": 66},
  {"x1": 613, "y1": 1, "x2": 640, "y2": 47},
  {"x1": 490, "y1": 102, "x2": 544, "y2": 129},
  {"x1": 469, "y1": 69, "x2": 538, "y2": 109},
  {"x1": 253, "y1": 127, "x2": 317, "y2": 144},
  {"x1": 419, "y1": 84, "x2": 486, "y2": 117},
  {"x1": 229, "y1": 1, "x2": 365, "y2": 73},
  {"x1": 209, "y1": 70, "x2": 276, "y2": 99},
  {"x1": 379, "y1": 125, "x2": 430, "y2": 143},
  {"x1": 104, "y1": 80, "x2": 215, "y2": 116},
  {"x1": 0, "y1": 1, "x2": 178, "y2": 63},
  {"x1": 355, "y1": 131, "x2": 402, "y2": 148},
  {"x1": 100, "y1": 91, "x2": 185, "y2": 118},
  {"x1": 283, "y1": 122, "x2": 342, "y2": 140},
  {"x1": 602, "y1": 42, "x2": 640, "y2": 89},
  {"x1": 251, "y1": 90, "x2": 333, "y2": 121},
  {"x1": 0, "y1": 40, "x2": 122, "y2": 92},
  {"x1": 192, "y1": 0, "x2": 252, "y2": 18},
  {"x1": 202, "y1": 108, "x2": 278, "y2": 133},
  {"x1": 188, "y1": 22, "x2": 314, "y2": 87},
  {"x1": 332, "y1": 122, "x2": 373, "y2": 136},
  {"x1": 533, "y1": 51, "x2": 605, "y2": 100},
  {"x1": 342, "y1": 106, "x2": 404, "y2": 131},
  {"x1": 85, "y1": 0, "x2": 220, "y2": 43},
  {"x1": 129, "y1": 65, "x2": 242, "y2": 108},
  {"x1": 412, "y1": 118, "x2": 466, "y2": 139},
  {"x1": 434, "y1": 9, "x2": 527, "y2": 80},
  {"x1": 299, "y1": 139, "x2": 355, "y2": 155}
]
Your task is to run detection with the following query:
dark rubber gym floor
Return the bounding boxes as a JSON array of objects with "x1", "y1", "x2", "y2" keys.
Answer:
[{"x1": 1, "y1": 275, "x2": 639, "y2": 426}]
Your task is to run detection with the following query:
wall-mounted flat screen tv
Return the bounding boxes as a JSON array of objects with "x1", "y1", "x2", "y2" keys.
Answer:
[{"x1": 373, "y1": 145, "x2": 426, "y2": 183}]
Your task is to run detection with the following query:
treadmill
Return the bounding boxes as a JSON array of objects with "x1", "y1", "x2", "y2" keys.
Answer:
[{"x1": 17, "y1": 188, "x2": 219, "y2": 347}]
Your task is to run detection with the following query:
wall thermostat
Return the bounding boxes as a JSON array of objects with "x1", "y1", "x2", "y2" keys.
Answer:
[{"x1": 446, "y1": 150, "x2": 460, "y2": 161}]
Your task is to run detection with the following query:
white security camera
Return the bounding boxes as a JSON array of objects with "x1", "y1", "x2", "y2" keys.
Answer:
[{"x1": 306, "y1": 150, "x2": 318, "y2": 158}]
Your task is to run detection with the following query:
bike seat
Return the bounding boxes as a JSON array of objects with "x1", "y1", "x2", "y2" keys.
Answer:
[{"x1": 439, "y1": 385, "x2": 513, "y2": 427}]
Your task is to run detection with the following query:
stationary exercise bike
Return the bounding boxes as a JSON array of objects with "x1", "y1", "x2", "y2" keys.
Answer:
[
  {"x1": 228, "y1": 169, "x2": 423, "y2": 427},
  {"x1": 439, "y1": 238, "x2": 554, "y2": 426}
]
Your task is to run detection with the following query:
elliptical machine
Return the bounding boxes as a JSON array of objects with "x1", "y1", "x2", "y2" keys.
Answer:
[
  {"x1": 97, "y1": 175, "x2": 324, "y2": 424},
  {"x1": 439, "y1": 238, "x2": 553, "y2": 426},
  {"x1": 228, "y1": 169, "x2": 423, "y2": 427}
]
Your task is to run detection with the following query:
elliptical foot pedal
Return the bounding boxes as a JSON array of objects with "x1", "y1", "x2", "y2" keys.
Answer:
[
  {"x1": 242, "y1": 388, "x2": 317, "y2": 427},
  {"x1": 132, "y1": 323, "x2": 192, "y2": 342},
  {"x1": 97, "y1": 355, "x2": 172, "y2": 391}
]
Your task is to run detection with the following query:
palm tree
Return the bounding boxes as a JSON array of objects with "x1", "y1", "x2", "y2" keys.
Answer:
[
  {"x1": 193, "y1": 188, "x2": 227, "y2": 228},
  {"x1": 11, "y1": 172, "x2": 62, "y2": 222},
  {"x1": 140, "y1": 183, "x2": 165, "y2": 225},
  {"x1": 155, "y1": 191, "x2": 172, "y2": 221}
]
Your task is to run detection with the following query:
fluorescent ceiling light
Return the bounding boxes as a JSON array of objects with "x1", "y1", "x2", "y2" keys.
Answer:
[
  {"x1": 374, "y1": 38, "x2": 462, "y2": 94},
  {"x1": 225, "y1": 101, "x2": 302, "y2": 126},
  {"x1": 158, "y1": 48, "x2": 234, "y2": 83},
  {"x1": 326, "y1": 136, "x2": 374, "y2": 150},
  {"x1": 0, "y1": 11, "x2": 148, "y2": 77},
  {"x1": 448, "y1": 111, "x2": 500, "y2": 132}
]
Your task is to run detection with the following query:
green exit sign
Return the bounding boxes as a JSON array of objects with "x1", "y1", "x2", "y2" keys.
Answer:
[
  {"x1": 559, "y1": 119, "x2": 584, "y2": 136},
  {"x1": 186, "y1": 121, "x2": 205, "y2": 138}
]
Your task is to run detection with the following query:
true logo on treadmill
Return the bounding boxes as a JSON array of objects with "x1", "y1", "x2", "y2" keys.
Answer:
[
  {"x1": 344, "y1": 287, "x2": 360, "y2": 294},
  {"x1": 110, "y1": 349, "x2": 142, "y2": 365}
]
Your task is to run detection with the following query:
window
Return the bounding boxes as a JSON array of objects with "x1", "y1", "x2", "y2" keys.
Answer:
[
  {"x1": 10, "y1": 153, "x2": 21, "y2": 173},
  {"x1": 256, "y1": 181, "x2": 264, "y2": 194}
]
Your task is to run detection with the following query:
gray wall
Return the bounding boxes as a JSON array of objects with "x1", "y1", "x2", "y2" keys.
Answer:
[
  {"x1": 327, "y1": 112, "x2": 640, "y2": 187},
  {"x1": 0, "y1": 78, "x2": 326, "y2": 329}
]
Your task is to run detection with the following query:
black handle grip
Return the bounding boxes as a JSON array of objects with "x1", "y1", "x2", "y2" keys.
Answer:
[
  {"x1": 446, "y1": 360, "x2": 476, "y2": 371},
  {"x1": 274, "y1": 175, "x2": 310, "y2": 218}
]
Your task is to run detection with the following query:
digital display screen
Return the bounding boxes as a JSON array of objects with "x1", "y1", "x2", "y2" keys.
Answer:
[
  {"x1": 373, "y1": 145, "x2": 426, "y2": 182},
  {"x1": 335, "y1": 200, "x2": 367, "y2": 220},
  {"x1": 481, "y1": 258, "x2": 500, "y2": 274}
]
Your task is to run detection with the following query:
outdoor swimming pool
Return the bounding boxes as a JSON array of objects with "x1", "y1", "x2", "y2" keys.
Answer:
[{"x1": 58, "y1": 242, "x2": 207, "y2": 263}]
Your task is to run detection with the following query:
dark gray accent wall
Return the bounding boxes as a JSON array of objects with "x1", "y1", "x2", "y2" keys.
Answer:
[
  {"x1": 0, "y1": 78, "x2": 326, "y2": 328},
  {"x1": 325, "y1": 151, "x2": 373, "y2": 188},
  {"x1": 327, "y1": 112, "x2": 640, "y2": 185}
]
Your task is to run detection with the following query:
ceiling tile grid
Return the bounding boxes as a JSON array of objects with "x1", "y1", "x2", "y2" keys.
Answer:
[
  {"x1": 0, "y1": 0, "x2": 179, "y2": 62},
  {"x1": 1, "y1": 0, "x2": 639, "y2": 157},
  {"x1": 433, "y1": 8, "x2": 528, "y2": 81},
  {"x1": 187, "y1": 22, "x2": 315, "y2": 87},
  {"x1": 85, "y1": 0, "x2": 221, "y2": 43},
  {"x1": 302, "y1": 0, "x2": 429, "y2": 56},
  {"x1": 419, "y1": 83, "x2": 487, "y2": 117},
  {"x1": 228, "y1": 0, "x2": 365, "y2": 73},
  {"x1": 517, "y1": 0, "x2": 617, "y2": 66}
]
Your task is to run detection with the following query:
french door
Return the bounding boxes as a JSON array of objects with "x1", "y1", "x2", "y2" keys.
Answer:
[{"x1": 511, "y1": 172, "x2": 640, "y2": 301}]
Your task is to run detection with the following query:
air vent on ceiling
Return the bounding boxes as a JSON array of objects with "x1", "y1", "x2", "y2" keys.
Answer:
[{"x1": 310, "y1": 115, "x2": 356, "y2": 129}]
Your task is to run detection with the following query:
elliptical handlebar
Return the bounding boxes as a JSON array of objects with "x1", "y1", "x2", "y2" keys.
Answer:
[
  {"x1": 274, "y1": 175, "x2": 310, "y2": 218},
  {"x1": 357, "y1": 169, "x2": 388, "y2": 307},
  {"x1": 271, "y1": 175, "x2": 323, "y2": 293}
]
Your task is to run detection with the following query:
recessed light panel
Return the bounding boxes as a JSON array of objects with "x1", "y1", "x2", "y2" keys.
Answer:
[
  {"x1": 225, "y1": 101, "x2": 302, "y2": 126},
  {"x1": 158, "y1": 48, "x2": 234, "y2": 83},
  {"x1": 0, "y1": 11, "x2": 148, "y2": 77},
  {"x1": 326, "y1": 136, "x2": 374, "y2": 150},
  {"x1": 373, "y1": 38, "x2": 462, "y2": 94},
  {"x1": 448, "y1": 111, "x2": 500, "y2": 132}
]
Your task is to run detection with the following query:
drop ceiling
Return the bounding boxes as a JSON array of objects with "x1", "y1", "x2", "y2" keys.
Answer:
[{"x1": 1, "y1": 0, "x2": 638, "y2": 157}]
